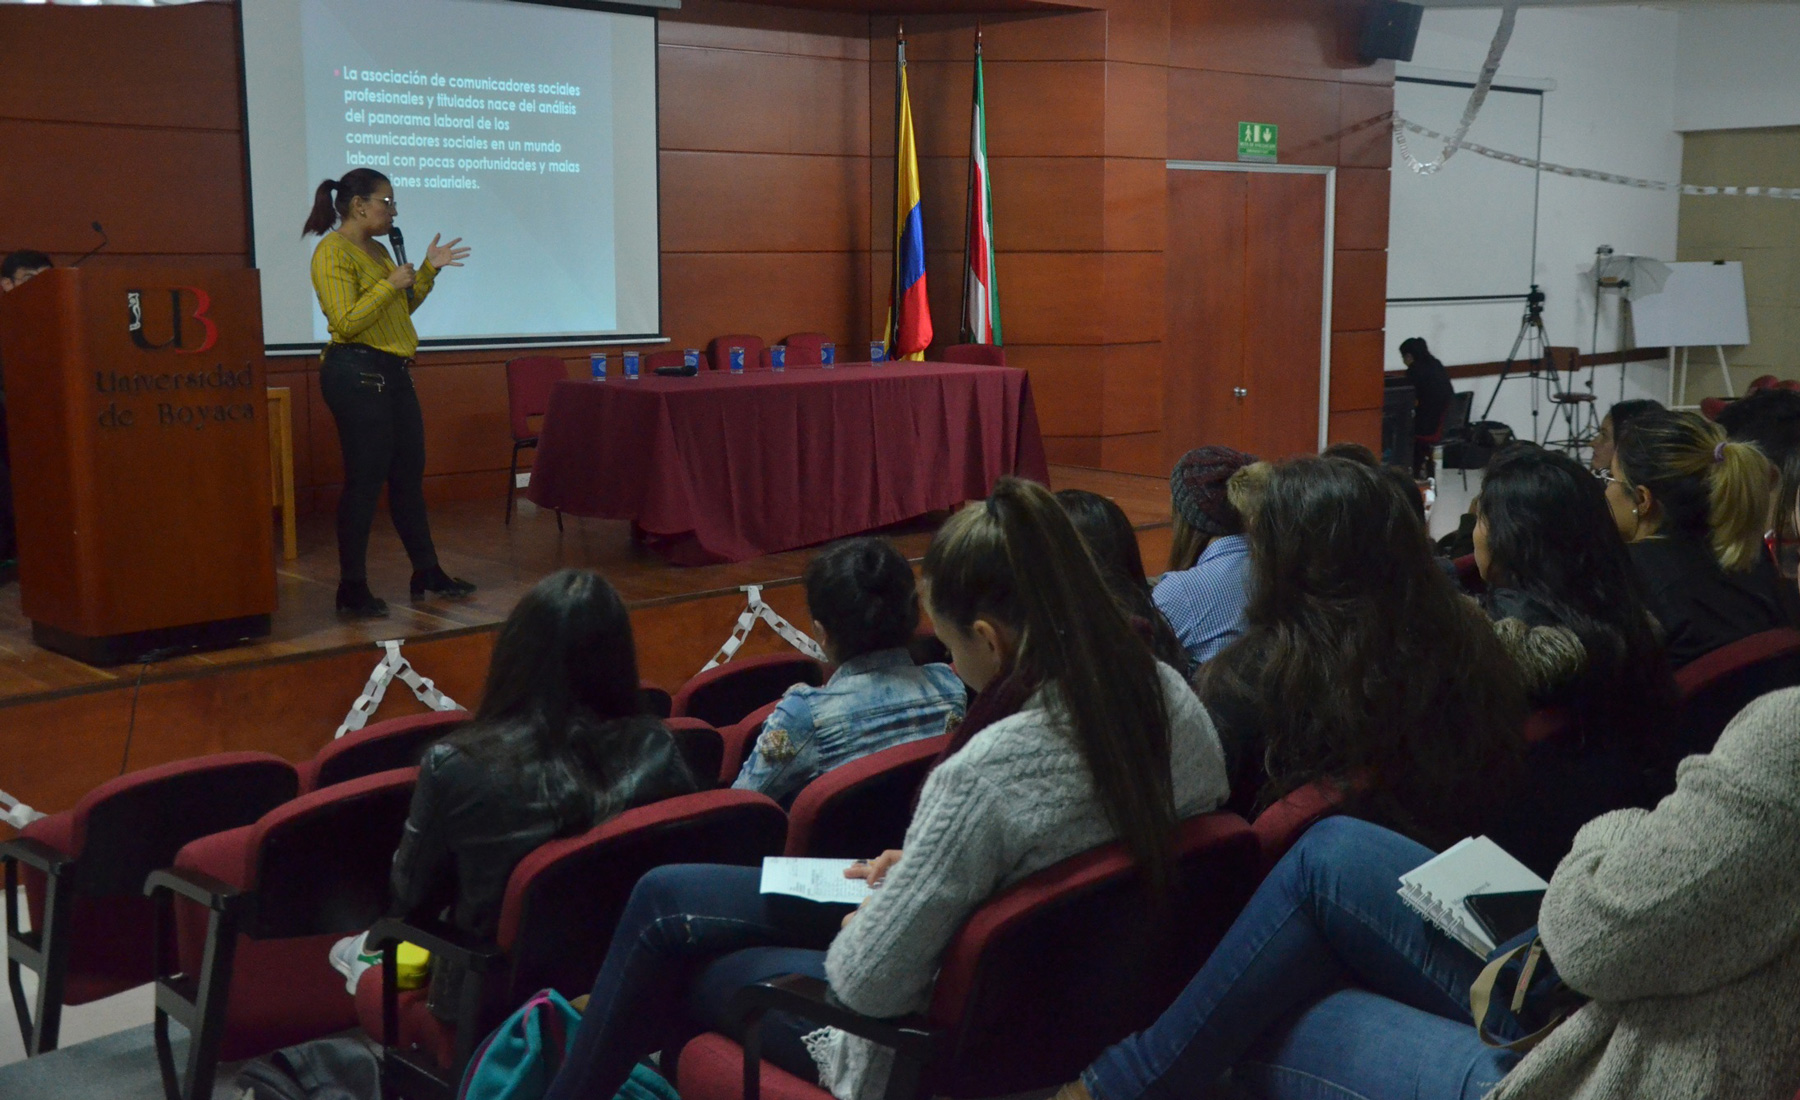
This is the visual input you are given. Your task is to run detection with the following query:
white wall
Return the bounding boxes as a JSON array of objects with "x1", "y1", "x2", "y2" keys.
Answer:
[
  {"x1": 1386, "y1": 5, "x2": 1682, "y2": 441},
  {"x1": 1675, "y1": 3, "x2": 1800, "y2": 132}
]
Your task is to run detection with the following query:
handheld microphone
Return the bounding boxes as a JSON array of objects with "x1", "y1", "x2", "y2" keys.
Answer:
[
  {"x1": 71, "y1": 221, "x2": 109, "y2": 267},
  {"x1": 387, "y1": 225, "x2": 414, "y2": 302}
]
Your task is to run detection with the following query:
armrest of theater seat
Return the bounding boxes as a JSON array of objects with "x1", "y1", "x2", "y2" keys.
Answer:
[
  {"x1": 0, "y1": 837, "x2": 73, "y2": 877},
  {"x1": 728, "y1": 974, "x2": 938, "y2": 1060},
  {"x1": 143, "y1": 866, "x2": 245, "y2": 914},
  {"x1": 367, "y1": 915, "x2": 502, "y2": 975}
]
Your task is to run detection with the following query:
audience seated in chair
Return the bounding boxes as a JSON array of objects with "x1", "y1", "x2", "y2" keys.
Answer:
[
  {"x1": 1153, "y1": 447, "x2": 1262, "y2": 668},
  {"x1": 1055, "y1": 488, "x2": 1189, "y2": 674},
  {"x1": 1056, "y1": 685, "x2": 1800, "y2": 1100},
  {"x1": 731, "y1": 537, "x2": 966, "y2": 804},
  {"x1": 1589, "y1": 398, "x2": 1663, "y2": 474},
  {"x1": 342, "y1": 569, "x2": 698, "y2": 1004},
  {"x1": 1198, "y1": 455, "x2": 1528, "y2": 845},
  {"x1": 1469, "y1": 445, "x2": 1679, "y2": 873},
  {"x1": 1606, "y1": 410, "x2": 1785, "y2": 666},
  {"x1": 537, "y1": 478, "x2": 1229, "y2": 1100}
]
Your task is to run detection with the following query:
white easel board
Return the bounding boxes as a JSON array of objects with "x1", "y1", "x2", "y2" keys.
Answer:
[{"x1": 1632, "y1": 261, "x2": 1750, "y2": 348}]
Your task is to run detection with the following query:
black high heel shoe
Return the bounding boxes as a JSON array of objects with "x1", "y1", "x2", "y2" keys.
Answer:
[
  {"x1": 336, "y1": 580, "x2": 389, "y2": 619},
  {"x1": 410, "y1": 565, "x2": 477, "y2": 602}
]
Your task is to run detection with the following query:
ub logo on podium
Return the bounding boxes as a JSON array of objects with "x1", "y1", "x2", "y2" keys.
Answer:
[{"x1": 126, "y1": 287, "x2": 219, "y2": 354}]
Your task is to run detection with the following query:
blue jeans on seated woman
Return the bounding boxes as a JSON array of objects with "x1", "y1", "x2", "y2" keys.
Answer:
[
  {"x1": 1083, "y1": 816, "x2": 1523, "y2": 1100},
  {"x1": 542, "y1": 864, "x2": 850, "y2": 1100}
]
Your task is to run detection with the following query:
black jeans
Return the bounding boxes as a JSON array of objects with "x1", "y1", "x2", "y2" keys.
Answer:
[{"x1": 319, "y1": 344, "x2": 439, "y2": 582}]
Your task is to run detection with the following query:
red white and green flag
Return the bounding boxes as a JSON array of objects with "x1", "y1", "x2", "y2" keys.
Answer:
[{"x1": 960, "y1": 36, "x2": 1001, "y2": 346}]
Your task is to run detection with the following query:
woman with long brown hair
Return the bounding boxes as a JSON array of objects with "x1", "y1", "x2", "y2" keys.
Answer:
[
  {"x1": 541, "y1": 478, "x2": 1229, "y2": 1100},
  {"x1": 1200, "y1": 455, "x2": 1527, "y2": 844}
]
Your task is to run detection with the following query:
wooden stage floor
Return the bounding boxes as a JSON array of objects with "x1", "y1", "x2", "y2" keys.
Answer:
[{"x1": 0, "y1": 467, "x2": 1171, "y2": 820}]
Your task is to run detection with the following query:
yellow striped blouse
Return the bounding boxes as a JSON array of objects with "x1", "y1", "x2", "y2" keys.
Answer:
[{"x1": 310, "y1": 230, "x2": 438, "y2": 358}]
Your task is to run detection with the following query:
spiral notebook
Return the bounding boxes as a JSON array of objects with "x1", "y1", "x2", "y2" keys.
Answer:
[{"x1": 1397, "y1": 836, "x2": 1548, "y2": 957}]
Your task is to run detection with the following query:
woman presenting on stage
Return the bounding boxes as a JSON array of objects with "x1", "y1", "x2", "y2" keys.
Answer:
[{"x1": 304, "y1": 168, "x2": 475, "y2": 618}]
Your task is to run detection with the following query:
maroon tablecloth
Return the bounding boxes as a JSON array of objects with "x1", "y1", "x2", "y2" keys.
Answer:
[{"x1": 526, "y1": 362, "x2": 1049, "y2": 563}]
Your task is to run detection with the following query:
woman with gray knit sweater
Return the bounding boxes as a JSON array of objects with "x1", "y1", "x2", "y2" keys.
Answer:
[
  {"x1": 542, "y1": 478, "x2": 1230, "y2": 1100},
  {"x1": 1059, "y1": 684, "x2": 1800, "y2": 1100}
]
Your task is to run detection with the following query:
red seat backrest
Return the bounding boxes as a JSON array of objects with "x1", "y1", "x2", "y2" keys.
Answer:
[
  {"x1": 707, "y1": 335, "x2": 766, "y2": 373},
  {"x1": 781, "y1": 333, "x2": 828, "y2": 365},
  {"x1": 306, "y1": 710, "x2": 468, "y2": 792},
  {"x1": 784, "y1": 734, "x2": 947, "y2": 858},
  {"x1": 505, "y1": 356, "x2": 569, "y2": 441},
  {"x1": 718, "y1": 700, "x2": 782, "y2": 785},
  {"x1": 665, "y1": 718, "x2": 726, "y2": 788},
  {"x1": 924, "y1": 812, "x2": 1259, "y2": 1097},
  {"x1": 643, "y1": 350, "x2": 685, "y2": 371},
  {"x1": 492, "y1": 790, "x2": 788, "y2": 1008},
  {"x1": 1674, "y1": 628, "x2": 1800, "y2": 758},
  {"x1": 939, "y1": 343, "x2": 1006, "y2": 367},
  {"x1": 671, "y1": 653, "x2": 827, "y2": 728}
]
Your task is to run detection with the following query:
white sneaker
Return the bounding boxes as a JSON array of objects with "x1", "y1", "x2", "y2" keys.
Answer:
[{"x1": 328, "y1": 931, "x2": 382, "y2": 996}]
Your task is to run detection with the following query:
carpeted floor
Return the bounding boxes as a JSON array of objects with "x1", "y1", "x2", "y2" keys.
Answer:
[{"x1": 0, "y1": 1023, "x2": 243, "y2": 1100}]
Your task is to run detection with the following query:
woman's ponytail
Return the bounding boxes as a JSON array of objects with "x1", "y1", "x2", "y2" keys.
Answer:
[
  {"x1": 1710, "y1": 435, "x2": 1775, "y2": 572},
  {"x1": 302, "y1": 179, "x2": 340, "y2": 237}
]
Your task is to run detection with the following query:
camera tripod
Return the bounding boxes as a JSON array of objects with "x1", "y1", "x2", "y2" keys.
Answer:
[{"x1": 1479, "y1": 286, "x2": 1597, "y2": 455}]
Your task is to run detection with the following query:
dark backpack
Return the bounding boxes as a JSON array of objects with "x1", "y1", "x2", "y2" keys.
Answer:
[{"x1": 235, "y1": 1036, "x2": 382, "y2": 1100}]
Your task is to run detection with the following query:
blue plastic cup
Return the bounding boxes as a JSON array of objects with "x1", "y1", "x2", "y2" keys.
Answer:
[
  {"x1": 683, "y1": 349, "x2": 700, "y2": 371},
  {"x1": 870, "y1": 342, "x2": 886, "y2": 363},
  {"x1": 821, "y1": 342, "x2": 835, "y2": 366},
  {"x1": 770, "y1": 345, "x2": 786, "y2": 372},
  {"x1": 590, "y1": 353, "x2": 607, "y2": 381},
  {"x1": 729, "y1": 346, "x2": 745, "y2": 375},
  {"x1": 623, "y1": 351, "x2": 640, "y2": 380}
]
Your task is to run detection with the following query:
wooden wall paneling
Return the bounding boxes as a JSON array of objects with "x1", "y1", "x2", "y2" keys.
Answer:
[
  {"x1": 870, "y1": 11, "x2": 1106, "y2": 62},
  {"x1": 989, "y1": 158, "x2": 1107, "y2": 252},
  {"x1": 660, "y1": 48, "x2": 870, "y2": 155},
  {"x1": 1164, "y1": 168, "x2": 1246, "y2": 464},
  {"x1": 1098, "y1": 430, "x2": 1166, "y2": 476},
  {"x1": 0, "y1": 122, "x2": 248, "y2": 258},
  {"x1": 1103, "y1": 157, "x2": 1168, "y2": 252},
  {"x1": 1001, "y1": 345, "x2": 1104, "y2": 436},
  {"x1": 921, "y1": 249, "x2": 967, "y2": 348},
  {"x1": 1331, "y1": 248, "x2": 1387, "y2": 333},
  {"x1": 1338, "y1": 80, "x2": 1395, "y2": 169},
  {"x1": 661, "y1": 151, "x2": 872, "y2": 253},
  {"x1": 994, "y1": 253, "x2": 1115, "y2": 345},
  {"x1": 267, "y1": 365, "x2": 318, "y2": 493},
  {"x1": 1098, "y1": 0, "x2": 1174, "y2": 68},
  {"x1": 1334, "y1": 166, "x2": 1391, "y2": 251},
  {"x1": 659, "y1": 0, "x2": 871, "y2": 56},
  {"x1": 665, "y1": 251, "x2": 871, "y2": 348},
  {"x1": 1101, "y1": 341, "x2": 1166, "y2": 435},
  {"x1": 1102, "y1": 250, "x2": 1168, "y2": 345},
  {"x1": 981, "y1": 61, "x2": 1108, "y2": 158},
  {"x1": 1327, "y1": 407, "x2": 1382, "y2": 450},
  {"x1": 410, "y1": 362, "x2": 513, "y2": 479},
  {"x1": 1164, "y1": 69, "x2": 1343, "y2": 167},
  {"x1": 1242, "y1": 170, "x2": 1326, "y2": 458},
  {"x1": 1043, "y1": 436, "x2": 1103, "y2": 467},
  {"x1": 0, "y1": 6, "x2": 242, "y2": 130},
  {"x1": 1167, "y1": 0, "x2": 1381, "y2": 84},
  {"x1": 1104, "y1": 62, "x2": 1169, "y2": 159},
  {"x1": 1329, "y1": 329, "x2": 1386, "y2": 412}
]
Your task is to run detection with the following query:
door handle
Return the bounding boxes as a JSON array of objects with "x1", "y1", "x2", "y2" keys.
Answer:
[{"x1": 1233, "y1": 386, "x2": 1248, "y2": 399}]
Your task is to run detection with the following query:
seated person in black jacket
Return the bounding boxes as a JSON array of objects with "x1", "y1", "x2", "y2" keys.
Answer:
[
  {"x1": 334, "y1": 568, "x2": 697, "y2": 1001},
  {"x1": 1604, "y1": 410, "x2": 1785, "y2": 667},
  {"x1": 1471, "y1": 445, "x2": 1678, "y2": 874},
  {"x1": 1399, "y1": 336, "x2": 1455, "y2": 477}
]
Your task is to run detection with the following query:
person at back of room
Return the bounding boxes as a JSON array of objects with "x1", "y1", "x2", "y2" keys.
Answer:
[
  {"x1": 1587, "y1": 397, "x2": 1662, "y2": 474},
  {"x1": 337, "y1": 569, "x2": 698, "y2": 1007},
  {"x1": 1470, "y1": 445, "x2": 1678, "y2": 873},
  {"x1": 1154, "y1": 446, "x2": 1258, "y2": 668},
  {"x1": 1716, "y1": 387, "x2": 1800, "y2": 623},
  {"x1": 732, "y1": 537, "x2": 966, "y2": 805},
  {"x1": 0, "y1": 249, "x2": 53, "y2": 583},
  {"x1": 1198, "y1": 455, "x2": 1527, "y2": 840},
  {"x1": 1399, "y1": 336, "x2": 1455, "y2": 477},
  {"x1": 1604, "y1": 409, "x2": 1784, "y2": 666},
  {"x1": 540, "y1": 478, "x2": 1229, "y2": 1100},
  {"x1": 1055, "y1": 488, "x2": 1189, "y2": 674}
]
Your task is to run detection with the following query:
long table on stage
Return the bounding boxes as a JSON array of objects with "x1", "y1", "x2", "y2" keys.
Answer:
[{"x1": 526, "y1": 361, "x2": 1049, "y2": 563}]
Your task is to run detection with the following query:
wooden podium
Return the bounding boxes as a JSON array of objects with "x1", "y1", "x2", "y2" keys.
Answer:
[{"x1": 0, "y1": 267, "x2": 275, "y2": 665}]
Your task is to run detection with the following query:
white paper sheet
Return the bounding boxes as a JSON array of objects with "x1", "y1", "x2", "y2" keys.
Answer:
[{"x1": 759, "y1": 857, "x2": 874, "y2": 905}]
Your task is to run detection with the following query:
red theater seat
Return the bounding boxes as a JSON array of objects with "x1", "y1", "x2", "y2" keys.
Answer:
[
  {"x1": 783, "y1": 734, "x2": 946, "y2": 858},
  {"x1": 671, "y1": 654, "x2": 826, "y2": 730},
  {"x1": 1674, "y1": 628, "x2": 1800, "y2": 761},
  {"x1": 1, "y1": 753, "x2": 297, "y2": 1056},
  {"x1": 299, "y1": 710, "x2": 468, "y2": 793},
  {"x1": 708, "y1": 335, "x2": 767, "y2": 373},
  {"x1": 1250, "y1": 780, "x2": 1348, "y2": 875},
  {"x1": 781, "y1": 333, "x2": 828, "y2": 366},
  {"x1": 504, "y1": 356, "x2": 568, "y2": 528},
  {"x1": 667, "y1": 718, "x2": 727, "y2": 788},
  {"x1": 679, "y1": 812, "x2": 1259, "y2": 1100},
  {"x1": 358, "y1": 789, "x2": 788, "y2": 1100},
  {"x1": 938, "y1": 343, "x2": 1006, "y2": 366},
  {"x1": 149, "y1": 768, "x2": 418, "y2": 1100},
  {"x1": 719, "y1": 701, "x2": 782, "y2": 786},
  {"x1": 644, "y1": 350, "x2": 686, "y2": 372}
]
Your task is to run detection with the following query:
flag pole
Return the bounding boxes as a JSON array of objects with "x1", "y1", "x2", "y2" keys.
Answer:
[
  {"x1": 888, "y1": 23, "x2": 907, "y2": 356},
  {"x1": 960, "y1": 24, "x2": 979, "y2": 343}
]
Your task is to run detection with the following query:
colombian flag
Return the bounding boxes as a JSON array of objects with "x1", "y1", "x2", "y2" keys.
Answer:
[{"x1": 886, "y1": 34, "x2": 931, "y2": 360}]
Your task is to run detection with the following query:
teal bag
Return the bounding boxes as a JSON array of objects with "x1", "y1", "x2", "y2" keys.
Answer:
[{"x1": 457, "y1": 988, "x2": 680, "y2": 1100}]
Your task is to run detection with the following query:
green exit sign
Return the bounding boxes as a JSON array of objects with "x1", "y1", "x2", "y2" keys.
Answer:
[{"x1": 1238, "y1": 121, "x2": 1278, "y2": 163}]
